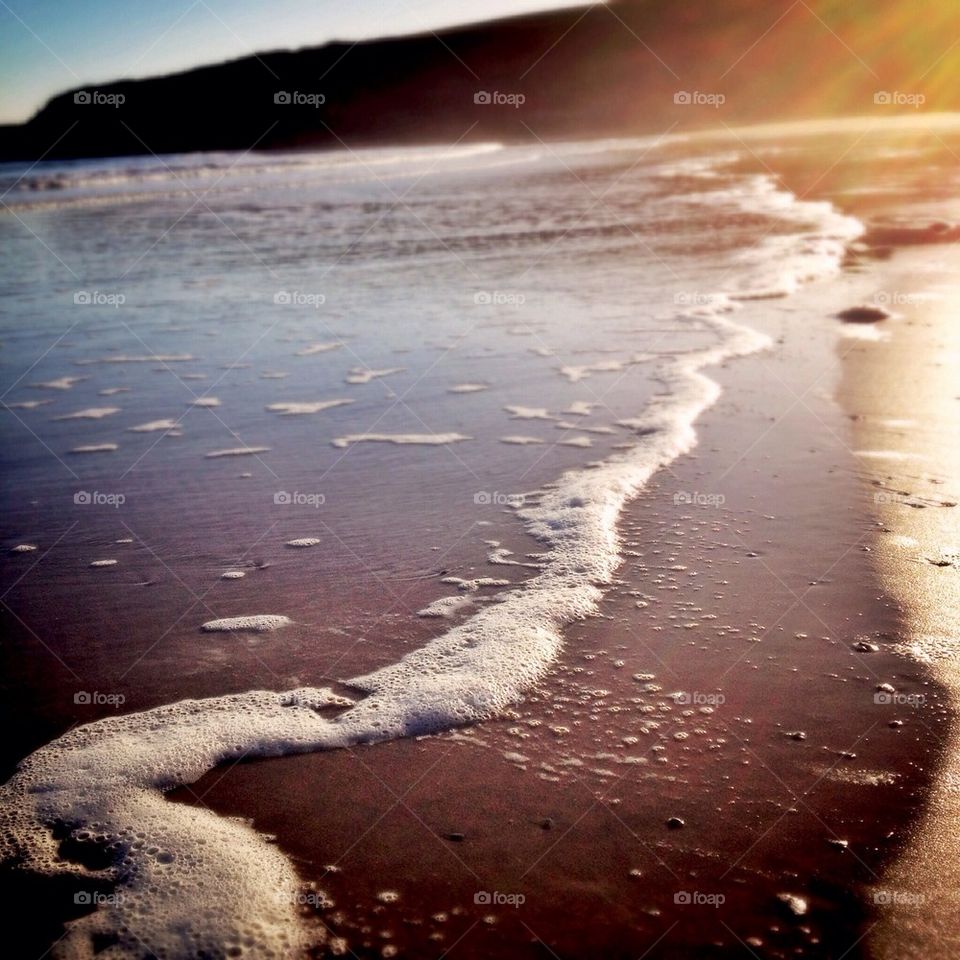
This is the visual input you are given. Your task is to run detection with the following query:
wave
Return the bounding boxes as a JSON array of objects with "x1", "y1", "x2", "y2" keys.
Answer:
[{"x1": 0, "y1": 151, "x2": 862, "y2": 958}]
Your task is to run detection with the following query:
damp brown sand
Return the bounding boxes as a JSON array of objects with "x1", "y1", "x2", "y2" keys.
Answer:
[{"x1": 160, "y1": 268, "x2": 947, "y2": 960}]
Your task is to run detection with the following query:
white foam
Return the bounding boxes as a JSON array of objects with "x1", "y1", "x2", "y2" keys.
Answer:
[
  {"x1": 560, "y1": 436, "x2": 593, "y2": 448},
  {"x1": 30, "y1": 376, "x2": 86, "y2": 390},
  {"x1": 0, "y1": 149, "x2": 860, "y2": 959},
  {"x1": 285, "y1": 538, "x2": 320, "y2": 548},
  {"x1": 53, "y1": 407, "x2": 120, "y2": 420},
  {"x1": 205, "y1": 447, "x2": 271, "y2": 458},
  {"x1": 344, "y1": 367, "x2": 404, "y2": 385},
  {"x1": 201, "y1": 615, "x2": 292, "y2": 632},
  {"x1": 10, "y1": 544, "x2": 37, "y2": 553},
  {"x1": 99, "y1": 387, "x2": 131, "y2": 396},
  {"x1": 500, "y1": 435, "x2": 545, "y2": 445},
  {"x1": 295, "y1": 342, "x2": 342, "y2": 357},
  {"x1": 69, "y1": 443, "x2": 118, "y2": 454},
  {"x1": 89, "y1": 559, "x2": 118, "y2": 568},
  {"x1": 504, "y1": 405, "x2": 554, "y2": 420},
  {"x1": 220, "y1": 571, "x2": 246, "y2": 580},
  {"x1": 331, "y1": 433, "x2": 471, "y2": 448},
  {"x1": 266, "y1": 400, "x2": 353, "y2": 416},
  {"x1": 189, "y1": 397, "x2": 221, "y2": 408},
  {"x1": 4, "y1": 399, "x2": 53, "y2": 409},
  {"x1": 448, "y1": 383, "x2": 490, "y2": 394},
  {"x1": 75, "y1": 354, "x2": 195, "y2": 365},
  {"x1": 128, "y1": 419, "x2": 179, "y2": 433}
]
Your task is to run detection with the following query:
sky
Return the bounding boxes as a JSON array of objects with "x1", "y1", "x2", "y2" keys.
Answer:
[{"x1": 0, "y1": 0, "x2": 590, "y2": 124}]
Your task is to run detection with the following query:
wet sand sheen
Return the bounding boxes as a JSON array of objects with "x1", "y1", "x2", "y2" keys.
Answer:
[{"x1": 836, "y1": 246, "x2": 960, "y2": 960}]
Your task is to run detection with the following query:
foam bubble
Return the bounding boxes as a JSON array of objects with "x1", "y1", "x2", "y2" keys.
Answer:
[
  {"x1": 285, "y1": 538, "x2": 320, "y2": 548},
  {"x1": 75, "y1": 354, "x2": 195, "y2": 365},
  {"x1": 89, "y1": 559, "x2": 118, "y2": 568},
  {"x1": 205, "y1": 447, "x2": 271, "y2": 458},
  {"x1": 266, "y1": 400, "x2": 353, "y2": 416},
  {"x1": 69, "y1": 443, "x2": 118, "y2": 454},
  {"x1": 201, "y1": 615, "x2": 292, "y2": 632},
  {"x1": 331, "y1": 433, "x2": 471, "y2": 448},
  {"x1": 504, "y1": 405, "x2": 554, "y2": 420},
  {"x1": 295, "y1": 342, "x2": 343, "y2": 357},
  {"x1": 129, "y1": 419, "x2": 179, "y2": 433},
  {"x1": 344, "y1": 367, "x2": 404, "y2": 385},
  {"x1": 4, "y1": 399, "x2": 53, "y2": 409},
  {"x1": 30, "y1": 376, "x2": 86, "y2": 390},
  {"x1": 53, "y1": 407, "x2": 120, "y2": 421},
  {"x1": 448, "y1": 383, "x2": 490, "y2": 393}
]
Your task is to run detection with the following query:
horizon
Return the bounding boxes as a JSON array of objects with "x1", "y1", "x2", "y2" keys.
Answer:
[{"x1": 0, "y1": 0, "x2": 592, "y2": 125}]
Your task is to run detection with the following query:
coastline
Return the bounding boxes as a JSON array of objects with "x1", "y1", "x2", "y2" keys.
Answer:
[{"x1": 163, "y1": 255, "x2": 948, "y2": 958}]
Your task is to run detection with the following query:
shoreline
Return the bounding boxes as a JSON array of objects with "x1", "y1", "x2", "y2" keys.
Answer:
[{"x1": 162, "y1": 254, "x2": 949, "y2": 958}]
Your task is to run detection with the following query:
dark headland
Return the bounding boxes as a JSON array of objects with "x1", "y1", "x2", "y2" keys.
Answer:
[{"x1": 3, "y1": 0, "x2": 960, "y2": 161}]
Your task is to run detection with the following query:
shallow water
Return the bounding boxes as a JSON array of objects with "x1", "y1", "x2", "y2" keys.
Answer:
[{"x1": 3, "y1": 117, "x2": 960, "y2": 957}]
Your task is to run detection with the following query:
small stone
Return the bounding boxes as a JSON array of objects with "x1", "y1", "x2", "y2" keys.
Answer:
[
  {"x1": 666, "y1": 817, "x2": 685, "y2": 830},
  {"x1": 826, "y1": 838, "x2": 849, "y2": 851},
  {"x1": 539, "y1": 818, "x2": 555, "y2": 831},
  {"x1": 786, "y1": 731, "x2": 807, "y2": 741},
  {"x1": 852, "y1": 640, "x2": 879, "y2": 653},
  {"x1": 444, "y1": 832, "x2": 465, "y2": 842}
]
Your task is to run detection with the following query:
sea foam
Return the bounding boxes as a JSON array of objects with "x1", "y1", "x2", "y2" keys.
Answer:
[{"x1": 0, "y1": 152, "x2": 860, "y2": 959}]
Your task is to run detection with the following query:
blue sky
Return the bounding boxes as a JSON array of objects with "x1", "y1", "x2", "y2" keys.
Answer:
[{"x1": 0, "y1": 0, "x2": 588, "y2": 123}]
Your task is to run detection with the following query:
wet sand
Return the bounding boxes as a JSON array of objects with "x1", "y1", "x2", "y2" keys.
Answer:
[{"x1": 157, "y1": 266, "x2": 947, "y2": 959}]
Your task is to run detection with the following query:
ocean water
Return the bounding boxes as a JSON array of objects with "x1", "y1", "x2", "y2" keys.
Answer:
[{"x1": 1, "y1": 120, "x2": 954, "y2": 957}]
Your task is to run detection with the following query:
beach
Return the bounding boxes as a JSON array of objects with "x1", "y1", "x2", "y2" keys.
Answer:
[{"x1": 1, "y1": 117, "x2": 959, "y2": 958}]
